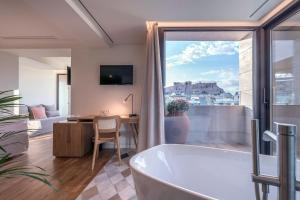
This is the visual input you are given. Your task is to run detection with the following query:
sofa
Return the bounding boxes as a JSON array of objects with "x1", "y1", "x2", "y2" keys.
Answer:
[
  {"x1": 0, "y1": 104, "x2": 66, "y2": 156},
  {"x1": 22, "y1": 105, "x2": 67, "y2": 137},
  {"x1": 0, "y1": 120, "x2": 29, "y2": 156},
  {"x1": 27, "y1": 116, "x2": 66, "y2": 137}
]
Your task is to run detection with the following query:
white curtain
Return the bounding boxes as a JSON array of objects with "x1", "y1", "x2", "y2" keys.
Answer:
[{"x1": 138, "y1": 22, "x2": 165, "y2": 152}]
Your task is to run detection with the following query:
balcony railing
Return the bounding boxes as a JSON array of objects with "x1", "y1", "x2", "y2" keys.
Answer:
[{"x1": 165, "y1": 105, "x2": 253, "y2": 151}]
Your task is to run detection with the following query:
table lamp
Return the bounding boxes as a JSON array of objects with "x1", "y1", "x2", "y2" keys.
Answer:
[{"x1": 123, "y1": 93, "x2": 137, "y2": 117}]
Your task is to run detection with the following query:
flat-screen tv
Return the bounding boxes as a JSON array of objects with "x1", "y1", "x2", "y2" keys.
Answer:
[{"x1": 100, "y1": 65, "x2": 133, "y2": 85}]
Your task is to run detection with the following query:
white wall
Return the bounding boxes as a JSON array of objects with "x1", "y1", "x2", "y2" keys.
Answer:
[
  {"x1": 0, "y1": 51, "x2": 19, "y2": 91},
  {"x1": 19, "y1": 57, "x2": 66, "y2": 107},
  {"x1": 239, "y1": 36, "x2": 253, "y2": 109},
  {"x1": 71, "y1": 45, "x2": 146, "y2": 148},
  {"x1": 71, "y1": 45, "x2": 146, "y2": 116}
]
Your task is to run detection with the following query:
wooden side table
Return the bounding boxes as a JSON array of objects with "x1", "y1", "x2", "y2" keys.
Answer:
[{"x1": 53, "y1": 121, "x2": 94, "y2": 157}]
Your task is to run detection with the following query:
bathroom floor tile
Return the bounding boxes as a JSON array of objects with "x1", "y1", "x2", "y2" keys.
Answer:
[
  {"x1": 121, "y1": 169, "x2": 131, "y2": 177},
  {"x1": 115, "y1": 179, "x2": 130, "y2": 192},
  {"x1": 119, "y1": 186, "x2": 135, "y2": 200},
  {"x1": 109, "y1": 194, "x2": 122, "y2": 200},
  {"x1": 81, "y1": 186, "x2": 99, "y2": 200},
  {"x1": 110, "y1": 173, "x2": 124, "y2": 184},
  {"x1": 76, "y1": 153, "x2": 137, "y2": 200},
  {"x1": 99, "y1": 185, "x2": 117, "y2": 200}
]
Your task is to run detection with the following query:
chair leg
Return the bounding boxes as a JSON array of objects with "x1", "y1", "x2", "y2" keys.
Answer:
[
  {"x1": 116, "y1": 135, "x2": 121, "y2": 164},
  {"x1": 113, "y1": 140, "x2": 116, "y2": 154},
  {"x1": 92, "y1": 143, "x2": 98, "y2": 171},
  {"x1": 96, "y1": 144, "x2": 100, "y2": 159}
]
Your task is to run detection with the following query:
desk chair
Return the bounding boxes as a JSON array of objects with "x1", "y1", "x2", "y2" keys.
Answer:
[{"x1": 92, "y1": 115, "x2": 121, "y2": 171}]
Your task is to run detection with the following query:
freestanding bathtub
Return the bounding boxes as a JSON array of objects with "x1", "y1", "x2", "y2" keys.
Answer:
[{"x1": 130, "y1": 144, "x2": 300, "y2": 200}]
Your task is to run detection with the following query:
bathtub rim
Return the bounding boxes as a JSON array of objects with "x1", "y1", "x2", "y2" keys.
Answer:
[{"x1": 130, "y1": 144, "x2": 252, "y2": 200}]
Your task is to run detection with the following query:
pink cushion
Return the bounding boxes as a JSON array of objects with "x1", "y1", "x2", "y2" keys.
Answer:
[{"x1": 31, "y1": 106, "x2": 47, "y2": 119}]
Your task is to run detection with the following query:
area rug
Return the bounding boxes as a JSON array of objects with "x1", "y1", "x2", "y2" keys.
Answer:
[{"x1": 76, "y1": 153, "x2": 137, "y2": 200}]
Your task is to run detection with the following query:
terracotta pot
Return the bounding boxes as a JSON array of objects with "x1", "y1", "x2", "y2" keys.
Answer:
[{"x1": 165, "y1": 112, "x2": 190, "y2": 144}]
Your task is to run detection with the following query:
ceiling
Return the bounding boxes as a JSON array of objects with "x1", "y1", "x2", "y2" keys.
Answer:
[
  {"x1": 19, "y1": 57, "x2": 71, "y2": 70},
  {"x1": 82, "y1": 0, "x2": 284, "y2": 44},
  {"x1": 0, "y1": 0, "x2": 107, "y2": 48},
  {"x1": 1, "y1": 49, "x2": 71, "y2": 70},
  {"x1": 0, "y1": 0, "x2": 292, "y2": 48}
]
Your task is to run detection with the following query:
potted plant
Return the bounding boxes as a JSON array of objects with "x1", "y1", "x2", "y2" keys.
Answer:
[
  {"x1": 0, "y1": 90, "x2": 54, "y2": 189},
  {"x1": 165, "y1": 99, "x2": 190, "y2": 144}
]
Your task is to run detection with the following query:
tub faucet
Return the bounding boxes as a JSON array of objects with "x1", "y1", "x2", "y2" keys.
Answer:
[
  {"x1": 251, "y1": 119, "x2": 299, "y2": 200},
  {"x1": 263, "y1": 130, "x2": 278, "y2": 156}
]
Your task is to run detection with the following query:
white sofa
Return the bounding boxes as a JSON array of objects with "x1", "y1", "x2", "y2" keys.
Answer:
[
  {"x1": 27, "y1": 116, "x2": 66, "y2": 137},
  {"x1": 0, "y1": 120, "x2": 29, "y2": 156},
  {"x1": 20, "y1": 105, "x2": 67, "y2": 137},
  {"x1": 0, "y1": 105, "x2": 66, "y2": 156}
]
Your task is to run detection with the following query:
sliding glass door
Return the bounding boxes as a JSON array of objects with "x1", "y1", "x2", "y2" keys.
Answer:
[
  {"x1": 270, "y1": 10, "x2": 300, "y2": 155},
  {"x1": 163, "y1": 31, "x2": 254, "y2": 152}
]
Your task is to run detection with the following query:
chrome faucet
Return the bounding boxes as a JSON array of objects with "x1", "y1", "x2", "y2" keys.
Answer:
[{"x1": 251, "y1": 119, "x2": 298, "y2": 200}]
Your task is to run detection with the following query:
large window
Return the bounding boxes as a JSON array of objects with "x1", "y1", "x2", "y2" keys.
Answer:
[{"x1": 163, "y1": 31, "x2": 254, "y2": 151}]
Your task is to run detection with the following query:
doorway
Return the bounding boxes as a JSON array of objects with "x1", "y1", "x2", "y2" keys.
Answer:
[{"x1": 57, "y1": 74, "x2": 70, "y2": 116}]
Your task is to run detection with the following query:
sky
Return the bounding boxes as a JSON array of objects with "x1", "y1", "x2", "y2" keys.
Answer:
[{"x1": 165, "y1": 40, "x2": 240, "y2": 95}]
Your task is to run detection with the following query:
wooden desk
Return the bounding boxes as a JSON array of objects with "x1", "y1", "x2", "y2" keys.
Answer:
[
  {"x1": 74, "y1": 115, "x2": 138, "y2": 123},
  {"x1": 120, "y1": 116, "x2": 139, "y2": 148},
  {"x1": 53, "y1": 121, "x2": 94, "y2": 157},
  {"x1": 71, "y1": 115, "x2": 139, "y2": 147}
]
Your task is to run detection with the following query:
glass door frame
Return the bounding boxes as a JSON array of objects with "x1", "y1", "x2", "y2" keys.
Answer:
[
  {"x1": 158, "y1": 3, "x2": 300, "y2": 153},
  {"x1": 262, "y1": 2, "x2": 300, "y2": 154}
]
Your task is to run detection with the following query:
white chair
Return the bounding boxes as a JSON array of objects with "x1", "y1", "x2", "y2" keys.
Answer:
[{"x1": 92, "y1": 115, "x2": 121, "y2": 171}]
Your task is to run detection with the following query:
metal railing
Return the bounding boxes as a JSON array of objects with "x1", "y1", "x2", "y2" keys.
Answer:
[{"x1": 251, "y1": 119, "x2": 299, "y2": 200}]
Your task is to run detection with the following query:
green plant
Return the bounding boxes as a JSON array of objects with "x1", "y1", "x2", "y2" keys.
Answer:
[
  {"x1": 167, "y1": 99, "x2": 189, "y2": 115},
  {"x1": 0, "y1": 90, "x2": 54, "y2": 189}
]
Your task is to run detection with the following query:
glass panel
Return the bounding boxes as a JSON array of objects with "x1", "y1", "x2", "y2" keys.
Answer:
[
  {"x1": 271, "y1": 11, "x2": 300, "y2": 155},
  {"x1": 164, "y1": 31, "x2": 253, "y2": 152}
]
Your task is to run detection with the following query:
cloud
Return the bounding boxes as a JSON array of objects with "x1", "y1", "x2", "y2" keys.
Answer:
[
  {"x1": 199, "y1": 69, "x2": 235, "y2": 78},
  {"x1": 166, "y1": 41, "x2": 239, "y2": 68},
  {"x1": 166, "y1": 68, "x2": 240, "y2": 94},
  {"x1": 218, "y1": 79, "x2": 239, "y2": 94},
  {"x1": 190, "y1": 68, "x2": 239, "y2": 94}
]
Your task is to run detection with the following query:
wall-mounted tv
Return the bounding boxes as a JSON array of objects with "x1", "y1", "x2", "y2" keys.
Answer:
[{"x1": 100, "y1": 65, "x2": 133, "y2": 85}]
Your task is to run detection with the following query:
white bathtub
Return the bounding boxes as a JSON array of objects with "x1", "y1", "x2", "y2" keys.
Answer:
[{"x1": 130, "y1": 144, "x2": 300, "y2": 200}]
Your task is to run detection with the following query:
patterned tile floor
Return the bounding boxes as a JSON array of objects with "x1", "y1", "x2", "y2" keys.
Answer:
[{"x1": 76, "y1": 152, "x2": 137, "y2": 200}]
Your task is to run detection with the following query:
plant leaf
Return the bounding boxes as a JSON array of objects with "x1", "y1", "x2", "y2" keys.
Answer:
[{"x1": 0, "y1": 90, "x2": 56, "y2": 190}]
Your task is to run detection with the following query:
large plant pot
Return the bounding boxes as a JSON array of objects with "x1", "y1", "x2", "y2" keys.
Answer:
[{"x1": 165, "y1": 112, "x2": 190, "y2": 144}]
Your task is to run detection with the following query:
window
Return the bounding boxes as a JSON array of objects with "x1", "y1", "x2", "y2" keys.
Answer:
[{"x1": 163, "y1": 31, "x2": 254, "y2": 151}]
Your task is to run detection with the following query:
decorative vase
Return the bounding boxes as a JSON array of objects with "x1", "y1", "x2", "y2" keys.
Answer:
[{"x1": 165, "y1": 111, "x2": 190, "y2": 144}]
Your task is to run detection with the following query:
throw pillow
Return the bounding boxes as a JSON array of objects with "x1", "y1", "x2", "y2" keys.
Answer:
[
  {"x1": 27, "y1": 105, "x2": 42, "y2": 119},
  {"x1": 43, "y1": 104, "x2": 56, "y2": 111},
  {"x1": 31, "y1": 106, "x2": 47, "y2": 119},
  {"x1": 46, "y1": 110, "x2": 60, "y2": 117}
]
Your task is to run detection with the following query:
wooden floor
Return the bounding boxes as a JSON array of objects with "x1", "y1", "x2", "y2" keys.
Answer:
[{"x1": 0, "y1": 134, "x2": 112, "y2": 200}]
